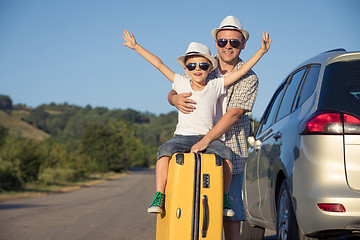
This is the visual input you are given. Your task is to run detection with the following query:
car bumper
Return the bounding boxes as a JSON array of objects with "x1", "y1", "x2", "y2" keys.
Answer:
[{"x1": 293, "y1": 135, "x2": 360, "y2": 236}]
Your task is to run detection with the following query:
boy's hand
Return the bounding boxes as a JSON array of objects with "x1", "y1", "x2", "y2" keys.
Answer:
[
  {"x1": 260, "y1": 32, "x2": 272, "y2": 53},
  {"x1": 122, "y1": 29, "x2": 137, "y2": 49}
]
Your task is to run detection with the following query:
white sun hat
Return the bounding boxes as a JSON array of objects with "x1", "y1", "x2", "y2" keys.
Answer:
[
  {"x1": 211, "y1": 16, "x2": 249, "y2": 41},
  {"x1": 177, "y1": 42, "x2": 218, "y2": 69}
]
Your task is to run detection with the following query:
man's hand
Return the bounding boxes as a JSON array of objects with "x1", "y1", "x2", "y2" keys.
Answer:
[
  {"x1": 260, "y1": 31, "x2": 272, "y2": 54},
  {"x1": 191, "y1": 137, "x2": 210, "y2": 153},
  {"x1": 190, "y1": 108, "x2": 244, "y2": 153},
  {"x1": 169, "y1": 90, "x2": 196, "y2": 114}
]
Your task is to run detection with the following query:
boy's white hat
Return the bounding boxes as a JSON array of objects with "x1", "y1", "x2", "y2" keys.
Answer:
[
  {"x1": 177, "y1": 42, "x2": 218, "y2": 69},
  {"x1": 211, "y1": 16, "x2": 249, "y2": 41}
]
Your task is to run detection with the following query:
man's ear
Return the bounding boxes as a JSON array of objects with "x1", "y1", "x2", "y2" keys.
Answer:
[
  {"x1": 241, "y1": 41, "x2": 247, "y2": 50},
  {"x1": 214, "y1": 39, "x2": 219, "y2": 50}
]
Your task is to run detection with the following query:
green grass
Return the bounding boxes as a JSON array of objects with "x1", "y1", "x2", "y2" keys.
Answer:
[{"x1": 0, "y1": 110, "x2": 49, "y2": 141}]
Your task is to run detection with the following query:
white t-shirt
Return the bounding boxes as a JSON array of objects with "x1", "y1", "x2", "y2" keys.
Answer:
[
  {"x1": 214, "y1": 69, "x2": 229, "y2": 126},
  {"x1": 172, "y1": 73, "x2": 226, "y2": 136}
]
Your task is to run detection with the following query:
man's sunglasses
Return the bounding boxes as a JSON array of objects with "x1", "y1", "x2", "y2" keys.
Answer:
[
  {"x1": 216, "y1": 39, "x2": 241, "y2": 48},
  {"x1": 186, "y1": 62, "x2": 211, "y2": 71}
]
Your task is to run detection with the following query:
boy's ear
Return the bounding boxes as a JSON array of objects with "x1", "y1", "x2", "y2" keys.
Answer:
[{"x1": 184, "y1": 67, "x2": 190, "y2": 75}]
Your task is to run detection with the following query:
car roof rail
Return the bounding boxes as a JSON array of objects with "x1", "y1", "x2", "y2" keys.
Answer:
[{"x1": 323, "y1": 48, "x2": 347, "y2": 53}]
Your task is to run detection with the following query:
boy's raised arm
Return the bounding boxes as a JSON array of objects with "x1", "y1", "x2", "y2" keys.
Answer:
[
  {"x1": 224, "y1": 32, "x2": 272, "y2": 87},
  {"x1": 122, "y1": 29, "x2": 176, "y2": 83}
]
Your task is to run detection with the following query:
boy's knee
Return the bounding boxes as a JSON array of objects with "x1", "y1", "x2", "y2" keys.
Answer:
[
  {"x1": 223, "y1": 159, "x2": 233, "y2": 170},
  {"x1": 224, "y1": 158, "x2": 233, "y2": 165}
]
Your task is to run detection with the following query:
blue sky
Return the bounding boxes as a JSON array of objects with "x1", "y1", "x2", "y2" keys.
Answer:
[{"x1": 1, "y1": 0, "x2": 359, "y2": 119}]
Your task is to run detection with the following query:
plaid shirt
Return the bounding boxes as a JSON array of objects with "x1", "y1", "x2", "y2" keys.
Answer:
[{"x1": 209, "y1": 57, "x2": 259, "y2": 174}]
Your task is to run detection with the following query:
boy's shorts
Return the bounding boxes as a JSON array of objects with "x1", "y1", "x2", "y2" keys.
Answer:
[
  {"x1": 224, "y1": 171, "x2": 246, "y2": 221},
  {"x1": 157, "y1": 134, "x2": 233, "y2": 162}
]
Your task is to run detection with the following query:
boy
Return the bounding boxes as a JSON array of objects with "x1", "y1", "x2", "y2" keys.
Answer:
[{"x1": 122, "y1": 29, "x2": 271, "y2": 216}]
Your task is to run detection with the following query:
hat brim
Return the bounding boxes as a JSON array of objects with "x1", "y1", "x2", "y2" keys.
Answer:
[
  {"x1": 211, "y1": 27, "x2": 249, "y2": 41},
  {"x1": 177, "y1": 53, "x2": 218, "y2": 69}
]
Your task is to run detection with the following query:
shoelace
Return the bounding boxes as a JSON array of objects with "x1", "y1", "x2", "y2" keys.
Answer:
[
  {"x1": 151, "y1": 192, "x2": 163, "y2": 206},
  {"x1": 224, "y1": 193, "x2": 231, "y2": 209}
]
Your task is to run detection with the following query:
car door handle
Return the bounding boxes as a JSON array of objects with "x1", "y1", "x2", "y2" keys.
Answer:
[{"x1": 273, "y1": 131, "x2": 282, "y2": 140}]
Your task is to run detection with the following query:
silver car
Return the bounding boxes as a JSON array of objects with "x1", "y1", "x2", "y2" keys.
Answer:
[{"x1": 243, "y1": 49, "x2": 360, "y2": 240}]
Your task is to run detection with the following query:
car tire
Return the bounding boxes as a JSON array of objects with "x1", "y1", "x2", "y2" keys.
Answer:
[
  {"x1": 299, "y1": 230, "x2": 318, "y2": 240},
  {"x1": 277, "y1": 180, "x2": 319, "y2": 240},
  {"x1": 276, "y1": 180, "x2": 300, "y2": 240},
  {"x1": 241, "y1": 219, "x2": 265, "y2": 240}
]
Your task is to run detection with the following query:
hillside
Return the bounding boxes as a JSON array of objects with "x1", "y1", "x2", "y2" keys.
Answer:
[
  {"x1": 0, "y1": 110, "x2": 50, "y2": 141},
  {"x1": 0, "y1": 96, "x2": 179, "y2": 191}
]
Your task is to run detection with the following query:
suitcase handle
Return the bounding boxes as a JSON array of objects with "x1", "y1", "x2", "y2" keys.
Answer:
[{"x1": 202, "y1": 195, "x2": 209, "y2": 238}]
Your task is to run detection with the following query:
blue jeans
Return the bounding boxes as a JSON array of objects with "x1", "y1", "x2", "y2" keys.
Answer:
[
  {"x1": 157, "y1": 134, "x2": 233, "y2": 162},
  {"x1": 224, "y1": 171, "x2": 246, "y2": 221}
]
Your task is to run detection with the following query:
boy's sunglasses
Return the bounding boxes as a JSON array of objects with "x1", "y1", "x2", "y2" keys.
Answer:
[
  {"x1": 216, "y1": 39, "x2": 241, "y2": 48},
  {"x1": 186, "y1": 62, "x2": 210, "y2": 71}
]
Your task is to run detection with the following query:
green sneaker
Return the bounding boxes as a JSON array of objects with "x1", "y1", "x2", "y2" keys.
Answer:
[
  {"x1": 147, "y1": 192, "x2": 165, "y2": 214},
  {"x1": 224, "y1": 193, "x2": 235, "y2": 217}
]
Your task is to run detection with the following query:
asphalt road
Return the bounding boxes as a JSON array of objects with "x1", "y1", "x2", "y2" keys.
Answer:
[
  {"x1": 0, "y1": 169, "x2": 156, "y2": 240},
  {"x1": 0, "y1": 169, "x2": 276, "y2": 240}
]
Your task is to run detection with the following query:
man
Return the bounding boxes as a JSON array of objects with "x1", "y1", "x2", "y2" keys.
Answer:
[{"x1": 168, "y1": 16, "x2": 260, "y2": 239}]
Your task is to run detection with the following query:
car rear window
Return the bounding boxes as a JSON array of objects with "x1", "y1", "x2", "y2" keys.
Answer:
[
  {"x1": 319, "y1": 59, "x2": 360, "y2": 118},
  {"x1": 295, "y1": 65, "x2": 321, "y2": 108},
  {"x1": 348, "y1": 61, "x2": 360, "y2": 100}
]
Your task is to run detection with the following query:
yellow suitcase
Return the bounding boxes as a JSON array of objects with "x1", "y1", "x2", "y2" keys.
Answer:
[{"x1": 156, "y1": 153, "x2": 223, "y2": 240}]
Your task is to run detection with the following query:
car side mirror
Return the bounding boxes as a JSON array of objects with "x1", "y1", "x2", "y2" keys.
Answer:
[
  {"x1": 247, "y1": 136, "x2": 256, "y2": 147},
  {"x1": 248, "y1": 119, "x2": 262, "y2": 148},
  {"x1": 248, "y1": 136, "x2": 262, "y2": 148}
]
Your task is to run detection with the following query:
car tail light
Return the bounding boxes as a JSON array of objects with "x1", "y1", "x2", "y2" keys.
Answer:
[
  {"x1": 300, "y1": 112, "x2": 360, "y2": 135},
  {"x1": 317, "y1": 203, "x2": 346, "y2": 213},
  {"x1": 344, "y1": 114, "x2": 360, "y2": 133}
]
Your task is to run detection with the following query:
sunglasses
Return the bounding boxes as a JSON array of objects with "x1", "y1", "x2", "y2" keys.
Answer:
[
  {"x1": 217, "y1": 39, "x2": 241, "y2": 48},
  {"x1": 186, "y1": 62, "x2": 211, "y2": 71}
]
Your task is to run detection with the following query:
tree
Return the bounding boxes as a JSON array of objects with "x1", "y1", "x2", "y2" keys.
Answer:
[
  {"x1": 0, "y1": 95, "x2": 12, "y2": 110},
  {"x1": 0, "y1": 159, "x2": 22, "y2": 191},
  {"x1": 0, "y1": 136, "x2": 42, "y2": 183},
  {"x1": 81, "y1": 124, "x2": 129, "y2": 173},
  {"x1": 23, "y1": 106, "x2": 50, "y2": 131}
]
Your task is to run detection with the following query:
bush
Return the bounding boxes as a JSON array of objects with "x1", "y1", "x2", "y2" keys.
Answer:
[
  {"x1": 0, "y1": 159, "x2": 22, "y2": 191},
  {"x1": 0, "y1": 125, "x2": 8, "y2": 147},
  {"x1": 38, "y1": 168, "x2": 83, "y2": 184},
  {"x1": 1, "y1": 137, "x2": 42, "y2": 183}
]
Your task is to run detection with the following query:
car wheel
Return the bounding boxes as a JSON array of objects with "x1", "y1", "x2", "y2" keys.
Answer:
[
  {"x1": 299, "y1": 230, "x2": 318, "y2": 240},
  {"x1": 277, "y1": 180, "x2": 300, "y2": 240},
  {"x1": 277, "y1": 180, "x2": 319, "y2": 240},
  {"x1": 240, "y1": 219, "x2": 265, "y2": 240}
]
